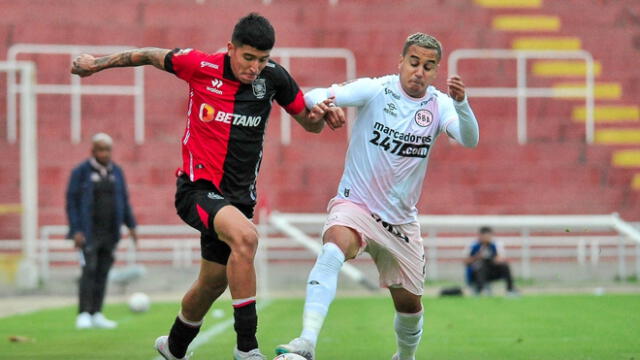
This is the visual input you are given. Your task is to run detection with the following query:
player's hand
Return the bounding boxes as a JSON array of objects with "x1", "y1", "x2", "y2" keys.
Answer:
[
  {"x1": 129, "y1": 228, "x2": 139, "y2": 248},
  {"x1": 312, "y1": 97, "x2": 345, "y2": 131},
  {"x1": 447, "y1": 75, "x2": 466, "y2": 102},
  {"x1": 73, "y1": 232, "x2": 85, "y2": 249},
  {"x1": 324, "y1": 103, "x2": 346, "y2": 131},
  {"x1": 71, "y1": 54, "x2": 98, "y2": 77}
]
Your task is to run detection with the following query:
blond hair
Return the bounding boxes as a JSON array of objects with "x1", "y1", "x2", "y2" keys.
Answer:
[{"x1": 402, "y1": 33, "x2": 442, "y2": 62}]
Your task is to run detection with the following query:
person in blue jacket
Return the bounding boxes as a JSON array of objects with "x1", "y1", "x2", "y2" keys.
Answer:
[
  {"x1": 465, "y1": 226, "x2": 517, "y2": 296},
  {"x1": 66, "y1": 132, "x2": 137, "y2": 329}
]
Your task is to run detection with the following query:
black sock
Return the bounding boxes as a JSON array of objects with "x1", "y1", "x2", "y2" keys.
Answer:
[
  {"x1": 233, "y1": 301, "x2": 258, "y2": 352},
  {"x1": 168, "y1": 316, "x2": 201, "y2": 358}
]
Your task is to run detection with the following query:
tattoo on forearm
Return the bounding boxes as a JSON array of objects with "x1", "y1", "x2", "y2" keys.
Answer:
[{"x1": 95, "y1": 47, "x2": 168, "y2": 71}]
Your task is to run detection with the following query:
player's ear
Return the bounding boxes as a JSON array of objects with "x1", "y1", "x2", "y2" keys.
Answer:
[
  {"x1": 227, "y1": 41, "x2": 234, "y2": 54},
  {"x1": 398, "y1": 54, "x2": 404, "y2": 70}
]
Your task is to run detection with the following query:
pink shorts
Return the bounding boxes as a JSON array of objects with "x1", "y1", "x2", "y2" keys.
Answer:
[{"x1": 322, "y1": 198, "x2": 426, "y2": 295}]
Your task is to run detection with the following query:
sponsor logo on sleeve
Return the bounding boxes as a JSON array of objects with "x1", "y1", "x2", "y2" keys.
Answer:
[
  {"x1": 384, "y1": 87, "x2": 401, "y2": 100},
  {"x1": 200, "y1": 61, "x2": 219, "y2": 69}
]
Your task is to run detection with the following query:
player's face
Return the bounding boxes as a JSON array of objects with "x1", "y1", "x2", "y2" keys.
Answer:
[
  {"x1": 92, "y1": 141, "x2": 112, "y2": 166},
  {"x1": 398, "y1": 45, "x2": 439, "y2": 98},
  {"x1": 227, "y1": 42, "x2": 271, "y2": 84}
]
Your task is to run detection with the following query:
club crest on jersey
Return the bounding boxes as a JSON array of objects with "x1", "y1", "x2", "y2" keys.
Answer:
[
  {"x1": 252, "y1": 78, "x2": 266, "y2": 99},
  {"x1": 414, "y1": 109, "x2": 433, "y2": 127}
]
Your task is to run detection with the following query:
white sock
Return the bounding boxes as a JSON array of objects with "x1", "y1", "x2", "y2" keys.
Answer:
[
  {"x1": 300, "y1": 242, "x2": 345, "y2": 345},
  {"x1": 394, "y1": 310, "x2": 423, "y2": 360}
]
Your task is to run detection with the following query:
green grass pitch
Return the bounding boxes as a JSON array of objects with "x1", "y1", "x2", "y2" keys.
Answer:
[{"x1": 1, "y1": 295, "x2": 639, "y2": 359}]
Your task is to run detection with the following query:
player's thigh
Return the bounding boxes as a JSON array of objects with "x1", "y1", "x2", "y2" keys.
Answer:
[
  {"x1": 322, "y1": 225, "x2": 362, "y2": 260},
  {"x1": 174, "y1": 175, "x2": 230, "y2": 234},
  {"x1": 212, "y1": 205, "x2": 258, "y2": 250},
  {"x1": 370, "y1": 221, "x2": 425, "y2": 294},
  {"x1": 389, "y1": 286, "x2": 423, "y2": 314}
]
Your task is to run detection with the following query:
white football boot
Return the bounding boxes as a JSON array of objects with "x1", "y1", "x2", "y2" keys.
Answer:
[
  {"x1": 91, "y1": 312, "x2": 117, "y2": 329},
  {"x1": 233, "y1": 346, "x2": 266, "y2": 360},
  {"x1": 275, "y1": 337, "x2": 315, "y2": 360},
  {"x1": 75, "y1": 312, "x2": 93, "y2": 329},
  {"x1": 154, "y1": 336, "x2": 191, "y2": 360}
]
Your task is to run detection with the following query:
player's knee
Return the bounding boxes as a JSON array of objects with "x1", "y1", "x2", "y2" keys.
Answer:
[
  {"x1": 397, "y1": 300, "x2": 423, "y2": 314},
  {"x1": 229, "y1": 227, "x2": 259, "y2": 261},
  {"x1": 323, "y1": 226, "x2": 359, "y2": 259}
]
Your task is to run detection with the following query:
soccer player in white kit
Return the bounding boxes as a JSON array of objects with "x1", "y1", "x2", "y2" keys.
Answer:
[{"x1": 276, "y1": 33, "x2": 479, "y2": 360}]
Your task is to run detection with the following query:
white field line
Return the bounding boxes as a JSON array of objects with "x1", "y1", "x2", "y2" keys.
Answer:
[{"x1": 152, "y1": 300, "x2": 273, "y2": 360}]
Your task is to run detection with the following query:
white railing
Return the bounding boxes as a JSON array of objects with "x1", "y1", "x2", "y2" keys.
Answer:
[
  {"x1": 0, "y1": 61, "x2": 38, "y2": 289},
  {"x1": 7, "y1": 44, "x2": 145, "y2": 144},
  {"x1": 448, "y1": 49, "x2": 595, "y2": 144},
  {"x1": 1, "y1": 216, "x2": 637, "y2": 286},
  {"x1": 269, "y1": 213, "x2": 640, "y2": 280}
]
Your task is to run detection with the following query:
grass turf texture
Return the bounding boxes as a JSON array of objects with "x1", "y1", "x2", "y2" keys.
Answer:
[{"x1": 1, "y1": 295, "x2": 639, "y2": 359}]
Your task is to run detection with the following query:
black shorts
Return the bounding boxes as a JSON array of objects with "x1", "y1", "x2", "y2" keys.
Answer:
[{"x1": 174, "y1": 175, "x2": 254, "y2": 265}]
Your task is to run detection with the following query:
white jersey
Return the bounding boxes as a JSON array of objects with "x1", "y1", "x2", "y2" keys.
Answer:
[{"x1": 305, "y1": 74, "x2": 478, "y2": 224}]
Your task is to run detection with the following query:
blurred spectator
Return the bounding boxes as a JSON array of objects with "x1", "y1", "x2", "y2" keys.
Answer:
[
  {"x1": 66, "y1": 133, "x2": 137, "y2": 329},
  {"x1": 465, "y1": 226, "x2": 517, "y2": 296}
]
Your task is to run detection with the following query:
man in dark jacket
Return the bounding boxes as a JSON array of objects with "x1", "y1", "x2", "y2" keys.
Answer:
[
  {"x1": 465, "y1": 226, "x2": 517, "y2": 296},
  {"x1": 66, "y1": 132, "x2": 137, "y2": 329}
]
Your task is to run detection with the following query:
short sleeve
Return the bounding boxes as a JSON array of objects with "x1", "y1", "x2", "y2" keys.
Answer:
[
  {"x1": 164, "y1": 48, "x2": 208, "y2": 82},
  {"x1": 273, "y1": 63, "x2": 305, "y2": 115},
  {"x1": 438, "y1": 95, "x2": 459, "y2": 135}
]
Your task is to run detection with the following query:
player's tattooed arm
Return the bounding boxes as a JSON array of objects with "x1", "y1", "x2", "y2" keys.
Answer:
[{"x1": 71, "y1": 48, "x2": 171, "y2": 77}]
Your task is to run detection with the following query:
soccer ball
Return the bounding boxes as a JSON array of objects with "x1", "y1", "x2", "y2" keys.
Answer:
[
  {"x1": 128, "y1": 292, "x2": 151, "y2": 313},
  {"x1": 273, "y1": 354, "x2": 307, "y2": 360}
]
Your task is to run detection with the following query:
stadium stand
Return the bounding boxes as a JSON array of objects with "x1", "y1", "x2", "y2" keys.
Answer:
[{"x1": 0, "y1": 0, "x2": 639, "y2": 243}]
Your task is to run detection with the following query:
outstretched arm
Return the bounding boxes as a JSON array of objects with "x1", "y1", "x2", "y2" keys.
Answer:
[
  {"x1": 445, "y1": 75, "x2": 479, "y2": 148},
  {"x1": 71, "y1": 47, "x2": 171, "y2": 77},
  {"x1": 292, "y1": 97, "x2": 345, "y2": 133}
]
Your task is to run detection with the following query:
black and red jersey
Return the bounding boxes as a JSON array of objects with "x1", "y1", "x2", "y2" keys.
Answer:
[{"x1": 164, "y1": 48, "x2": 305, "y2": 208}]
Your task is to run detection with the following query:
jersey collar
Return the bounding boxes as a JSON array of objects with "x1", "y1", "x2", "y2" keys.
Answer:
[{"x1": 397, "y1": 80, "x2": 433, "y2": 103}]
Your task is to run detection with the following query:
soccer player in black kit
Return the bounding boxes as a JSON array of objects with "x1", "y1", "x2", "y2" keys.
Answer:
[{"x1": 71, "y1": 13, "x2": 344, "y2": 360}]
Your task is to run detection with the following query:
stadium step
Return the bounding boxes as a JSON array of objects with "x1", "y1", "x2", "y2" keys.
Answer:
[
  {"x1": 595, "y1": 129, "x2": 640, "y2": 145},
  {"x1": 531, "y1": 60, "x2": 602, "y2": 78},
  {"x1": 473, "y1": 0, "x2": 542, "y2": 8},
  {"x1": 0, "y1": 203, "x2": 21, "y2": 215},
  {"x1": 552, "y1": 82, "x2": 622, "y2": 101},
  {"x1": 572, "y1": 105, "x2": 639, "y2": 123},
  {"x1": 612, "y1": 150, "x2": 640, "y2": 168},
  {"x1": 492, "y1": 15, "x2": 560, "y2": 32},
  {"x1": 512, "y1": 36, "x2": 582, "y2": 50},
  {"x1": 633, "y1": 174, "x2": 640, "y2": 190}
]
